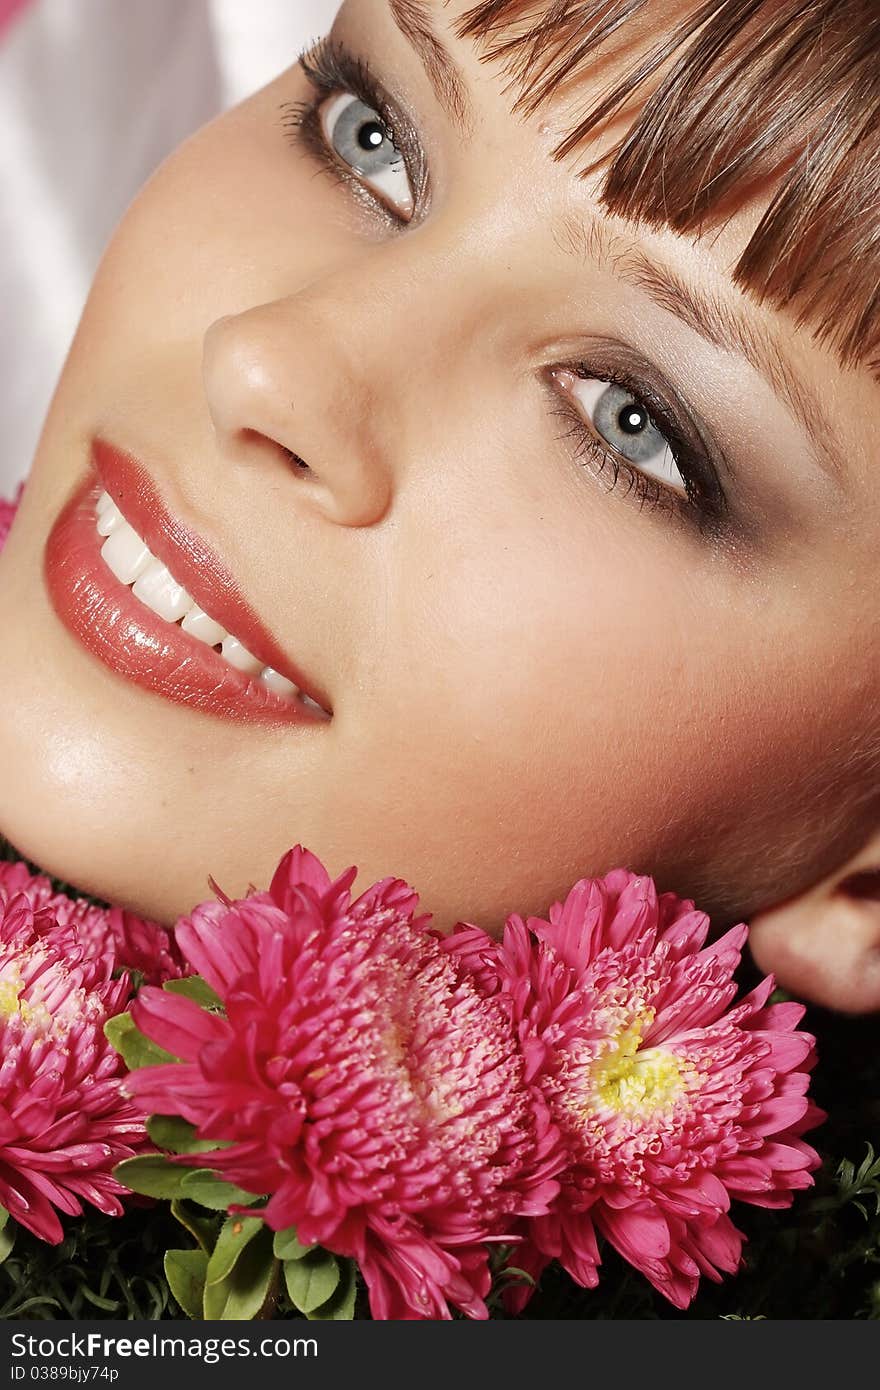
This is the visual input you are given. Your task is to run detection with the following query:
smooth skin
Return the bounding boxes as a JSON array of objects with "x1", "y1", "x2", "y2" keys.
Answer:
[{"x1": 1, "y1": 0, "x2": 879, "y2": 1009}]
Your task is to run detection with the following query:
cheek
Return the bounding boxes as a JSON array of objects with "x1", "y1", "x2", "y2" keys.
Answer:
[
  {"x1": 382, "y1": 483, "x2": 694, "y2": 793},
  {"x1": 344, "y1": 488, "x2": 849, "y2": 927},
  {"x1": 51, "y1": 74, "x2": 339, "y2": 415}
]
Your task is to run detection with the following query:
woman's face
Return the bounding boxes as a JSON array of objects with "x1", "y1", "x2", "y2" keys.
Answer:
[{"x1": 0, "y1": 0, "x2": 877, "y2": 932}]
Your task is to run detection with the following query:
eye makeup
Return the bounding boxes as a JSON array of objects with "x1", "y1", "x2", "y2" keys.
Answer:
[
  {"x1": 283, "y1": 36, "x2": 429, "y2": 224},
  {"x1": 284, "y1": 32, "x2": 741, "y2": 543},
  {"x1": 547, "y1": 354, "x2": 730, "y2": 536}
]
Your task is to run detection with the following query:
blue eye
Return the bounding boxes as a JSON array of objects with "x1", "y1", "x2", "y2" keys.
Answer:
[
  {"x1": 571, "y1": 377, "x2": 686, "y2": 494},
  {"x1": 320, "y1": 92, "x2": 414, "y2": 221}
]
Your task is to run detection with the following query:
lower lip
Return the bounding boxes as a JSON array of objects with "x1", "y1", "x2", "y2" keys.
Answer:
[{"x1": 45, "y1": 472, "x2": 322, "y2": 726}]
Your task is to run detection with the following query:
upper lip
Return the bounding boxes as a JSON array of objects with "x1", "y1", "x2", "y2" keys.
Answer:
[{"x1": 93, "y1": 439, "x2": 333, "y2": 716}]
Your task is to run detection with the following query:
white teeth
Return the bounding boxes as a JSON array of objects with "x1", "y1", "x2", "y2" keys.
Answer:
[
  {"x1": 181, "y1": 605, "x2": 228, "y2": 647},
  {"x1": 260, "y1": 667, "x2": 330, "y2": 717},
  {"x1": 96, "y1": 497, "x2": 123, "y2": 537},
  {"x1": 300, "y1": 692, "x2": 330, "y2": 720},
  {"x1": 132, "y1": 558, "x2": 194, "y2": 623},
  {"x1": 100, "y1": 521, "x2": 153, "y2": 584},
  {"x1": 220, "y1": 635, "x2": 263, "y2": 676},
  {"x1": 94, "y1": 493, "x2": 329, "y2": 715},
  {"x1": 259, "y1": 666, "x2": 299, "y2": 699}
]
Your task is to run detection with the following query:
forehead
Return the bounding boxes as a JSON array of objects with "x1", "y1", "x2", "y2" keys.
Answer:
[
  {"x1": 442, "y1": 0, "x2": 699, "y2": 108},
  {"x1": 360, "y1": 0, "x2": 880, "y2": 484},
  {"x1": 430, "y1": 0, "x2": 880, "y2": 385}
]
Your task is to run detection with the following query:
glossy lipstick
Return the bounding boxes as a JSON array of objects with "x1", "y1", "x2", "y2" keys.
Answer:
[{"x1": 45, "y1": 440, "x2": 332, "y2": 725}]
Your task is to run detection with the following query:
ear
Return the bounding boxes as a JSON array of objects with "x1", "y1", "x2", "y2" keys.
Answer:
[{"x1": 748, "y1": 830, "x2": 880, "y2": 1014}]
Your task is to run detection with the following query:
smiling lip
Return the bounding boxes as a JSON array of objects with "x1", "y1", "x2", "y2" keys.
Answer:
[{"x1": 44, "y1": 439, "x2": 332, "y2": 725}]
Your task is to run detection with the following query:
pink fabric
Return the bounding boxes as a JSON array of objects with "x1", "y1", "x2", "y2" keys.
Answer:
[
  {"x1": 0, "y1": 0, "x2": 32, "y2": 40},
  {"x1": 0, "y1": 488, "x2": 20, "y2": 552}
]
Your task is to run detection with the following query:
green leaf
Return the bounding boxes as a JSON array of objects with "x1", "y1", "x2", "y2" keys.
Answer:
[
  {"x1": 147, "y1": 1115, "x2": 225, "y2": 1155},
  {"x1": 206, "y1": 1216, "x2": 264, "y2": 1285},
  {"x1": 170, "y1": 1199, "x2": 221, "y2": 1253},
  {"x1": 814, "y1": 1143, "x2": 880, "y2": 1221},
  {"x1": 0, "y1": 1217, "x2": 15, "y2": 1264},
  {"x1": 497, "y1": 1266, "x2": 537, "y2": 1288},
  {"x1": 272, "y1": 1227, "x2": 313, "y2": 1261},
  {"x1": 164, "y1": 1249, "x2": 209, "y2": 1321},
  {"x1": 0, "y1": 1297, "x2": 61, "y2": 1317},
  {"x1": 283, "y1": 1248, "x2": 340, "y2": 1315},
  {"x1": 114, "y1": 1154, "x2": 189, "y2": 1199},
  {"x1": 163, "y1": 976, "x2": 224, "y2": 1011},
  {"x1": 202, "y1": 1227, "x2": 275, "y2": 1320},
  {"x1": 307, "y1": 1258, "x2": 357, "y2": 1321},
  {"x1": 104, "y1": 1013, "x2": 179, "y2": 1070},
  {"x1": 179, "y1": 1169, "x2": 262, "y2": 1211},
  {"x1": 80, "y1": 1287, "x2": 121, "y2": 1313}
]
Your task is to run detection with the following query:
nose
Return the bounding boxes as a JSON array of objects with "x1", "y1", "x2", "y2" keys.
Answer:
[{"x1": 202, "y1": 269, "x2": 410, "y2": 528}]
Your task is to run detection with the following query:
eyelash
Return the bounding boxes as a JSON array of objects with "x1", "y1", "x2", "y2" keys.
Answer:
[
  {"x1": 282, "y1": 38, "x2": 426, "y2": 221},
  {"x1": 550, "y1": 366, "x2": 726, "y2": 531},
  {"x1": 284, "y1": 38, "x2": 726, "y2": 534}
]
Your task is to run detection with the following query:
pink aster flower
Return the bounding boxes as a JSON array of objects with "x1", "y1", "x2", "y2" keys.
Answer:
[
  {"x1": 126, "y1": 846, "x2": 562, "y2": 1320},
  {"x1": 450, "y1": 869, "x2": 823, "y2": 1311},
  {"x1": 0, "y1": 860, "x2": 183, "y2": 985},
  {"x1": 0, "y1": 891, "x2": 146, "y2": 1243},
  {"x1": 0, "y1": 486, "x2": 21, "y2": 551}
]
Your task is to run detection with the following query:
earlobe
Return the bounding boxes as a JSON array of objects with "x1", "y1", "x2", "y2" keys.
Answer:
[{"x1": 748, "y1": 845, "x2": 880, "y2": 1014}]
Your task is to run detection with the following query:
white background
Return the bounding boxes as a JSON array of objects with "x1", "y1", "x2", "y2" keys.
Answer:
[{"x1": 0, "y1": 0, "x2": 342, "y2": 492}]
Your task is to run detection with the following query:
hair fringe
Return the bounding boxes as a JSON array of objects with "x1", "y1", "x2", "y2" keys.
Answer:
[{"x1": 457, "y1": 0, "x2": 880, "y2": 377}]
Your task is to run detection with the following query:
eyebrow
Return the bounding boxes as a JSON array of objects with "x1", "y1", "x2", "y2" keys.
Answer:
[
  {"x1": 387, "y1": 6, "x2": 845, "y2": 485},
  {"x1": 618, "y1": 253, "x2": 844, "y2": 483},
  {"x1": 388, "y1": 0, "x2": 474, "y2": 133}
]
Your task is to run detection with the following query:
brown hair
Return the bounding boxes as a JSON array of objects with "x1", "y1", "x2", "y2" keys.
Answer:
[{"x1": 456, "y1": 0, "x2": 880, "y2": 376}]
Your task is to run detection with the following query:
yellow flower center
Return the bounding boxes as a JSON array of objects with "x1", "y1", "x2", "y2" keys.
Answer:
[
  {"x1": 0, "y1": 969, "x2": 50, "y2": 1028},
  {"x1": 0, "y1": 973, "x2": 25, "y2": 1020},
  {"x1": 590, "y1": 1016, "x2": 686, "y2": 1116}
]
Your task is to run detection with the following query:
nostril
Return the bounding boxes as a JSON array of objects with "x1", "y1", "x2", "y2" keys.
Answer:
[{"x1": 838, "y1": 869, "x2": 880, "y2": 902}]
